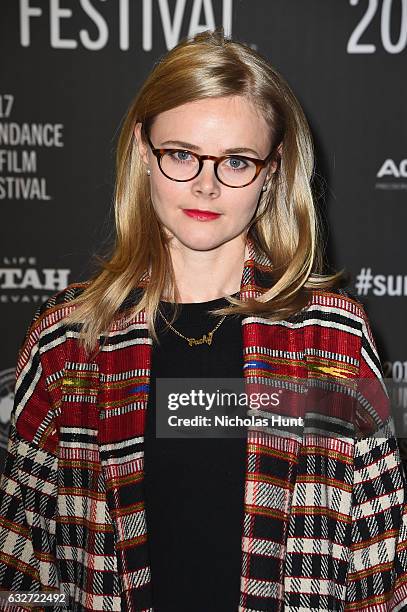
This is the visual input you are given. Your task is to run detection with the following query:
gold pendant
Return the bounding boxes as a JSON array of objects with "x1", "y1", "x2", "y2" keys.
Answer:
[{"x1": 187, "y1": 331, "x2": 213, "y2": 347}]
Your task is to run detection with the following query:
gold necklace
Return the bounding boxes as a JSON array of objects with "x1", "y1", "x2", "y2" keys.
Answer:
[{"x1": 158, "y1": 309, "x2": 227, "y2": 347}]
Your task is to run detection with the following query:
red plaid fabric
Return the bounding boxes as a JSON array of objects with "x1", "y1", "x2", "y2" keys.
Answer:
[{"x1": 0, "y1": 238, "x2": 407, "y2": 611}]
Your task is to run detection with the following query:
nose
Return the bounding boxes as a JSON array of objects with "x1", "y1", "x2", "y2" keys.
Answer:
[{"x1": 191, "y1": 159, "x2": 221, "y2": 197}]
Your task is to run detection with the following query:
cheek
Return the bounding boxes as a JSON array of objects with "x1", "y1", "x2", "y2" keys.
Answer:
[
  {"x1": 232, "y1": 190, "x2": 262, "y2": 217},
  {"x1": 150, "y1": 176, "x2": 183, "y2": 210}
]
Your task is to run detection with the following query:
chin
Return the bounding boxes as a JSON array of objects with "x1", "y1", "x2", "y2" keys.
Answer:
[{"x1": 173, "y1": 232, "x2": 230, "y2": 252}]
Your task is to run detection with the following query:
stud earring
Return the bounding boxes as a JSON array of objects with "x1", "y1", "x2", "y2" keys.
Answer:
[
  {"x1": 262, "y1": 184, "x2": 267, "y2": 192},
  {"x1": 147, "y1": 168, "x2": 151, "y2": 176}
]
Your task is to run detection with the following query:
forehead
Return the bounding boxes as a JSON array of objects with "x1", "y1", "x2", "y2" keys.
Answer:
[{"x1": 150, "y1": 96, "x2": 271, "y2": 152}]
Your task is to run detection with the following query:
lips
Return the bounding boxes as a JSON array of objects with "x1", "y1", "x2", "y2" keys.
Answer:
[{"x1": 183, "y1": 209, "x2": 221, "y2": 221}]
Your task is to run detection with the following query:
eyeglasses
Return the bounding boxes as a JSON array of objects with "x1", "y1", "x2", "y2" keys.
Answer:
[{"x1": 144, "y1": 131, "x2": 275, "y2": 188}]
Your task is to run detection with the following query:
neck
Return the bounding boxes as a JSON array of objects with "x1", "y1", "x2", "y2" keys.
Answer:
[{"x1": 165, "y1": 236, "x2": 247, "y2": 303}]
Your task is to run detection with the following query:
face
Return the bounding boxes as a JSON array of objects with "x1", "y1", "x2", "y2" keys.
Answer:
[{"x1": 134, "y1": 95, "x2": 278, "y2": 253}]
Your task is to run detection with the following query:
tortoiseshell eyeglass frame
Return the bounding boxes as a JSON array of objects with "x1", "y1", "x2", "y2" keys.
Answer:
[{"x1": 141, "y1": 124, "x2": 277, "y2": 188}]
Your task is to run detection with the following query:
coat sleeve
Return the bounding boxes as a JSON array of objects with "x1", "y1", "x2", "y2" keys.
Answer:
[
  {"x1": 0, "y1": 306, "x2": 63, "y2": 612},
  {"x1": 344, "y1": 306, "x2": 407, "y2": 610}
]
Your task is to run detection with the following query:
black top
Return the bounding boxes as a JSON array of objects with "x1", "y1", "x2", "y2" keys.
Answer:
[{"x1": 143, "y1": 294, "x2": 246, "y2": 612}]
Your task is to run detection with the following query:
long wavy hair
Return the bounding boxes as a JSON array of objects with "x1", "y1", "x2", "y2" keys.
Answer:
[{"x1": 63, "y1": 28, "x2": 345, "y2": 355}]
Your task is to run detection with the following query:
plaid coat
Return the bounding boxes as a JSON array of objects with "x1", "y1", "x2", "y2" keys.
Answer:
[{"x1": 1, "y1": 238, "x2": 407, "y2": 611}]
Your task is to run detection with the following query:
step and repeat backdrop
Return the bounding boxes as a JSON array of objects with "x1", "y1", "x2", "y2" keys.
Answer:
[{"x1": 1, "y1": 1, "x2": 406, "y2": 469}]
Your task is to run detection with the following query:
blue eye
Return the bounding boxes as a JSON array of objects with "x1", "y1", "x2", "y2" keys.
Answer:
[
  {"x1": 223, "y1": 158, "x2": 250, "y2": 172},
  {"x1": 167, "y1": 151, "x2": 195, "y2": 164},
  {"x1": 176, "y1": 151, "x2": 191, "y2": 161},
  {"x1": 231, "y1": 158, "x2": 246, "y2": 169}
]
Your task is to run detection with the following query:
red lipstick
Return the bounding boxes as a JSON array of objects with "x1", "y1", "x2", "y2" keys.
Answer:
[{"x1": 183, "y1": 209, "x2": 221, "y2": 221}]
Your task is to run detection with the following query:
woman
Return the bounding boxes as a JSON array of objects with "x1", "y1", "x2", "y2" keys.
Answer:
[{"x1": 0, "y1": 28, "x2": 406, "y2": 612}]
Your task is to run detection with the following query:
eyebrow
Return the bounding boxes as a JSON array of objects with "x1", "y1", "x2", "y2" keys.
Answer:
[{"x1": 158, "y1": 139, "x2": 261, "y2": 157}]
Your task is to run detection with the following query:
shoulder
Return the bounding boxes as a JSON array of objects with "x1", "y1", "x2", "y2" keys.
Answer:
[
  {"x1": 299, "y1": 286, "x2": 383, "y2": 376},
  {"x1": 280, "y1": 285, "x2": 380, "y2": 364},
  {"x1": 34, "y1": 281, "x2": 90, "y2": 320},
  {"x1": 297, "y1": 285, "x2": 372, "y2": 331},
  {"x1": 17, "y1": 282, "x2": 92, "y2": 376},
  {"x1": 24, "y1": 281, "x2": 90, "y2": 339}
]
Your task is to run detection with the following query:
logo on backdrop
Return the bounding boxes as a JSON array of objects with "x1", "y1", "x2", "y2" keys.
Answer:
[
  {"x1": 384, "y1": 361, "x2": 407, "y2": 383},
  {"x1": 347, "y1": 0, "x2": 407, "y2": 55},
  {"x1": 383, "y1": 360, "x2": 407, "y2": 462},
  {"x1": 375, "y1": 158, "x2": 407, "y2": 191},
  {"x1": 0, "y1": 94, "x2": 64, "y2": 201},
  {"x1": 19, "y1": 0, "x2": 234, "y2": 51},
  {"x1": 0, "y1": 256, "x2": 70, "y2": 305},
  {"x1": 354, "y1": 268, "x2": 407, "y2": 297}
]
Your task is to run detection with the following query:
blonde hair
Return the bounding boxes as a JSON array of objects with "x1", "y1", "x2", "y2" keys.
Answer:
[{"x1": 63, "y1": 28, "x2": 345, "y2": 355}]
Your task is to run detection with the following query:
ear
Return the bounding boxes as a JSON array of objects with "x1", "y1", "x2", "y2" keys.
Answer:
[
  {"x1": 134, "y1": 122, "x2": 149, "y2": 167},
  {"x1": 269, "y1": 142, "x2": 282, "y2": 175}
]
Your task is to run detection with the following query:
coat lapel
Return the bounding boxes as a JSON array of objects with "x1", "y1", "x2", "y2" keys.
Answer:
[{"x1": 95, "y1": 238, "x2": 309, "y2": 611}]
